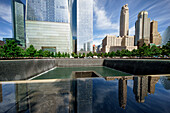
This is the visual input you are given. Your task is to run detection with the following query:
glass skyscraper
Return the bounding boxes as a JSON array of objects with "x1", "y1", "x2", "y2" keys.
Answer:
[
  {"x1": 12, "y1": 0, "x2": 93, "y2": 53},
  {"x1": 26, "y1": 0, "x2": 72, "y2": 53},
  {"x1": 26, "y1": 0, "x2": 69, "y2": 23},
  {"x1": 12, "y1": 0, "x2": 26, "y2": 47},
  {"x1": 72, "y1": 0, "x2": 93, "y2": 52}
]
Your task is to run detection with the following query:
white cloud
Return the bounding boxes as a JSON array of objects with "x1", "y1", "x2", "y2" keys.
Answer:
[
  {"x1": 0, "y1": 28, "x2": 12, "y2": 40},
  {"x1": 0, "y1": 3, "x2": 12, "y2": 23},
  {"x1": 129, "y1": 26, "x2": 135, "y2": 36},
  {"x1": 93, "y1": 39, "x2": 103, "y2": 46},
  {"x1": 94, "y1": 0, "x2": 119, "y2": 30}
]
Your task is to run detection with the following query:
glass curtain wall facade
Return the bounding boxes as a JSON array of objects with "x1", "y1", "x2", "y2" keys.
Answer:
[
  {"x1": 26, "y1": 0, "x2": 72, "y2": 53},
  {"x1": 12, "y1": 0, "x2": 26, "y2": 47},
  {"x1": 162, "y1": 26, "x2": 170, "y2": 46},
  {"x1": 72, "y1": 0, "x2": 93, "y2": 52}
]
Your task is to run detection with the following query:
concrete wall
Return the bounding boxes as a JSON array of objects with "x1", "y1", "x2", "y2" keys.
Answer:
[
  {"x1": 56, "y1": 59, "x2": 104, "y2": 67},
  {"x1": 104, "y1": 59, "x2": 170, "y2": 75},
  {"x1": 0, "y1": 59, "x2": 57, "y2": 81}
]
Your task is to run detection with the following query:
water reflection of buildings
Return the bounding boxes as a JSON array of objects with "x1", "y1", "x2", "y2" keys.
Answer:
[
  {"x1": 108, "y1": 76, "x2": 160, "y2": 109},
  {"x1": 133, "y1": 76, "x2": 148, "y2": 103},
  {"x1": 148, "y1": 76, "x2": 160, "y2": 94},
  {"x1": 71, "y1": 78, "x2": 93, "y2": 113},
  {"x1": 15, "y1": 84, "x2": 29, "y2": 112},
  {"x1": 0, "y1": 83, "x2": 2, "y2": 102},
  {"x1": 133, "y1": 76, "x2": 160, "y2": 103},
  {"x1": 119, "y1": 78, "x2": 127, "y2": 109}
]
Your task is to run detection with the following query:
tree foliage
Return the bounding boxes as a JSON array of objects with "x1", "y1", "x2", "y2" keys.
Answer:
[{"x1": 0, "y1": 40, "x2": 169, "y2": 58}]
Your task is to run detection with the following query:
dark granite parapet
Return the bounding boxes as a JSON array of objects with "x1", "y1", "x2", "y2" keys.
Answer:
[
  {"x1": 104, "y1": 59, "x2": 170, "y2": 75},
  {"x1": 0, "y1": 59, "x2": 57, "y2": 81},
  {"x1": 56, "y1": 59, "x2": 104, "y2": 67}
]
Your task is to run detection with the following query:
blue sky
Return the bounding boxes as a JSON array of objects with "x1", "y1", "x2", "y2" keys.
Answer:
[{"x1": 0, "y1": 0, "x2": 170, "y2": 45}]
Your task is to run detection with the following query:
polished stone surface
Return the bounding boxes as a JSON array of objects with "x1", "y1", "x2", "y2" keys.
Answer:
[
  {"x1": 33, "y1": 66, "x2": 130, "y2": 80},
  {"x1": 0, "y1": 76, "x2": 170, "y2": 113}
]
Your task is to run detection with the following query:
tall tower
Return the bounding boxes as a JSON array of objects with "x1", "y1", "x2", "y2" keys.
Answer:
[
  {"x1": 12, "y1": 0, "x2": 25, "y2": 47},
  {"x1": 150, "y1": 20, "x2": 162, "y2": 46},
  {"x1": 135, "y1": 11, "x2": 150, "y2": 46},
  {"x1": 120, "y1": 4, "x2": 129, "y2": 37},
  {"x1": 26, "y1": 0, "x2": 73, "y2": 53}
]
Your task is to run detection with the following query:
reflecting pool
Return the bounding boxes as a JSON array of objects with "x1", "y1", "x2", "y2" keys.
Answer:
[
  {"x1": 33, "y1": 66, "x2": 131, "y2": 80},
  {"x1": 0, "y1": 75, "x2": 170, "y2": 113}
]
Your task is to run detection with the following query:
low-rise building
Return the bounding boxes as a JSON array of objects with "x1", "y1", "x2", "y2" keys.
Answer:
[{"x1": 102, "y1": 35, "x2": 137, "y2": 53}]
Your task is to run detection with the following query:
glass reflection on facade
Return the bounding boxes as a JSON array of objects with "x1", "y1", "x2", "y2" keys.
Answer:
[
  {"x1": 12, "y1": 0, "x2": 25, "y2": 47},
  {"x1": 72, "y1": 0, "x2": 93, "y2": 52},
  {"x1": 26, "y1": 0, "x2": 72, "y2": 53},
  {"x1": 27, "y1": 0, "x2": 69, "y2": 23},
  {"x1": 162, "y1": 26, "x2": 170, "y2": 46}
]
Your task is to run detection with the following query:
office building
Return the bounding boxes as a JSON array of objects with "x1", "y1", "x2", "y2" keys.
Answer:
[
  {"x1": 96, "y1": 44, "x2": 102, "y2": 53},
  {"x1": 72, "y1": 0, "x2": 93, "y2": 53},
  {"x1": 162, "y1": 26, "x2": 170, "y2": 46},
  {"x1": 102, "y1": 4, "x2": 137, "y2": 53},
  {"x1": 120, "y1": 4, "x2": 129, "y2": 37},
  {"x1": 102, "y1": 35, "x2": 137, "y2": 53},
  {"x1": 12, "y1": 0, "x2": 26, "y2": 47},
  {"x1": 135, "y1": 11, "x2": 151, "y2": 46},
  {"x1": 26, "y1": 0, "x2": 72, "y2": 53},
  {"x1": 150, "y1": 21, "x2": 162, "y2": 46}
]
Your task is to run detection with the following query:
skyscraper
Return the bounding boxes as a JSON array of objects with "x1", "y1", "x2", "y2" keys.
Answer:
[
  {"x1": 135, "y1": 11, "x2": 150, "y2": 46},
  {"x1": 12, "y1": 0, "x2": 25, "y2": 47},
  {"x1": 120, "y1": 4, "x2": 129, "y2": 37},
  {"x1": 102, "y1": 4, "x2": 137, "y2": 53},
  {"x1": 72, "y1": 0, "x2": 93, "y2": 52},
  {"x1": 26, "y1": 0, "x2": 72, "y2": 53},
  {"x1": 150, "y1": 20, "x2": 162, "y2": 46},
  {"x1": 162, "y1": 26, "x2": 170, "y2": 46}
]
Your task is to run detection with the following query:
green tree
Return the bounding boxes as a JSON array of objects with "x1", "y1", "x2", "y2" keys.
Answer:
[
  {"x1": 57, "y1": 52, "x2": 62, "y2": 58},
  {"x1": 109, "y1": 51, "x2": 115, "y2": 57},
  {"x1": 97, "y1": 53, "x2": 101, "y2": 57},
  {"x1": 115, "y1": 50, "x2": 121, "y2": 56},
  {"x1": 74, "y1": 53, "x2": 78, "y2": 58},
  {"x1": 1, "y1": 40, "x2": 25, "y2": 57},
  {"x1": 67, "y1": 53, "x2": 70, "y2": 58},
  {"x1": 89, "y1": 52, "x2": 94, "y2": 57},
  {"x1": 101, "y1": 52, "x2": 104, "y2": 57},
  {"x1": 62, "y1": 53, "x2": 65, "y2": 58},
  {"x1": 104, "y1": 52, "x2": 108, "y2": 57},
  {"x1": 79, "y1": 53, "x2": 82, "y2": 58},
  {"x1": 43, "y1": 50, "x2": 50, "y2": 57},
  {"x1": 83, "y1": 53, "x2": 86, "y2": 57},
  {"x1": 26, "y1": 45, "x2": 37, "y2": 57},
  {"x1": 34, "y1": 49, "x2": 44, "y2": 57},
  {"x1": 71, "y1": 52, "x2": 75, "y2": 57},
  {"x1": 120, "y1": 49, "x2": 126, "y2": 57},
  {"x1": 125, "y1": 50, "x2": 132, "y2": 57},
  {"x1": 162, "y1": 41, "x2": 170, "y2": 56},
  {"x1": 86, "y1": 53, "x2": 89, "y2": 57},
  {"x1": 94, "y1": 52, "x2": 97, "y2": 56},
  {"x1": 65, "y1": 52, "x2": 68, "y2": 58},
  {"x1": 131, "y1": 49, "x2": 138, "y2": 56}
]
